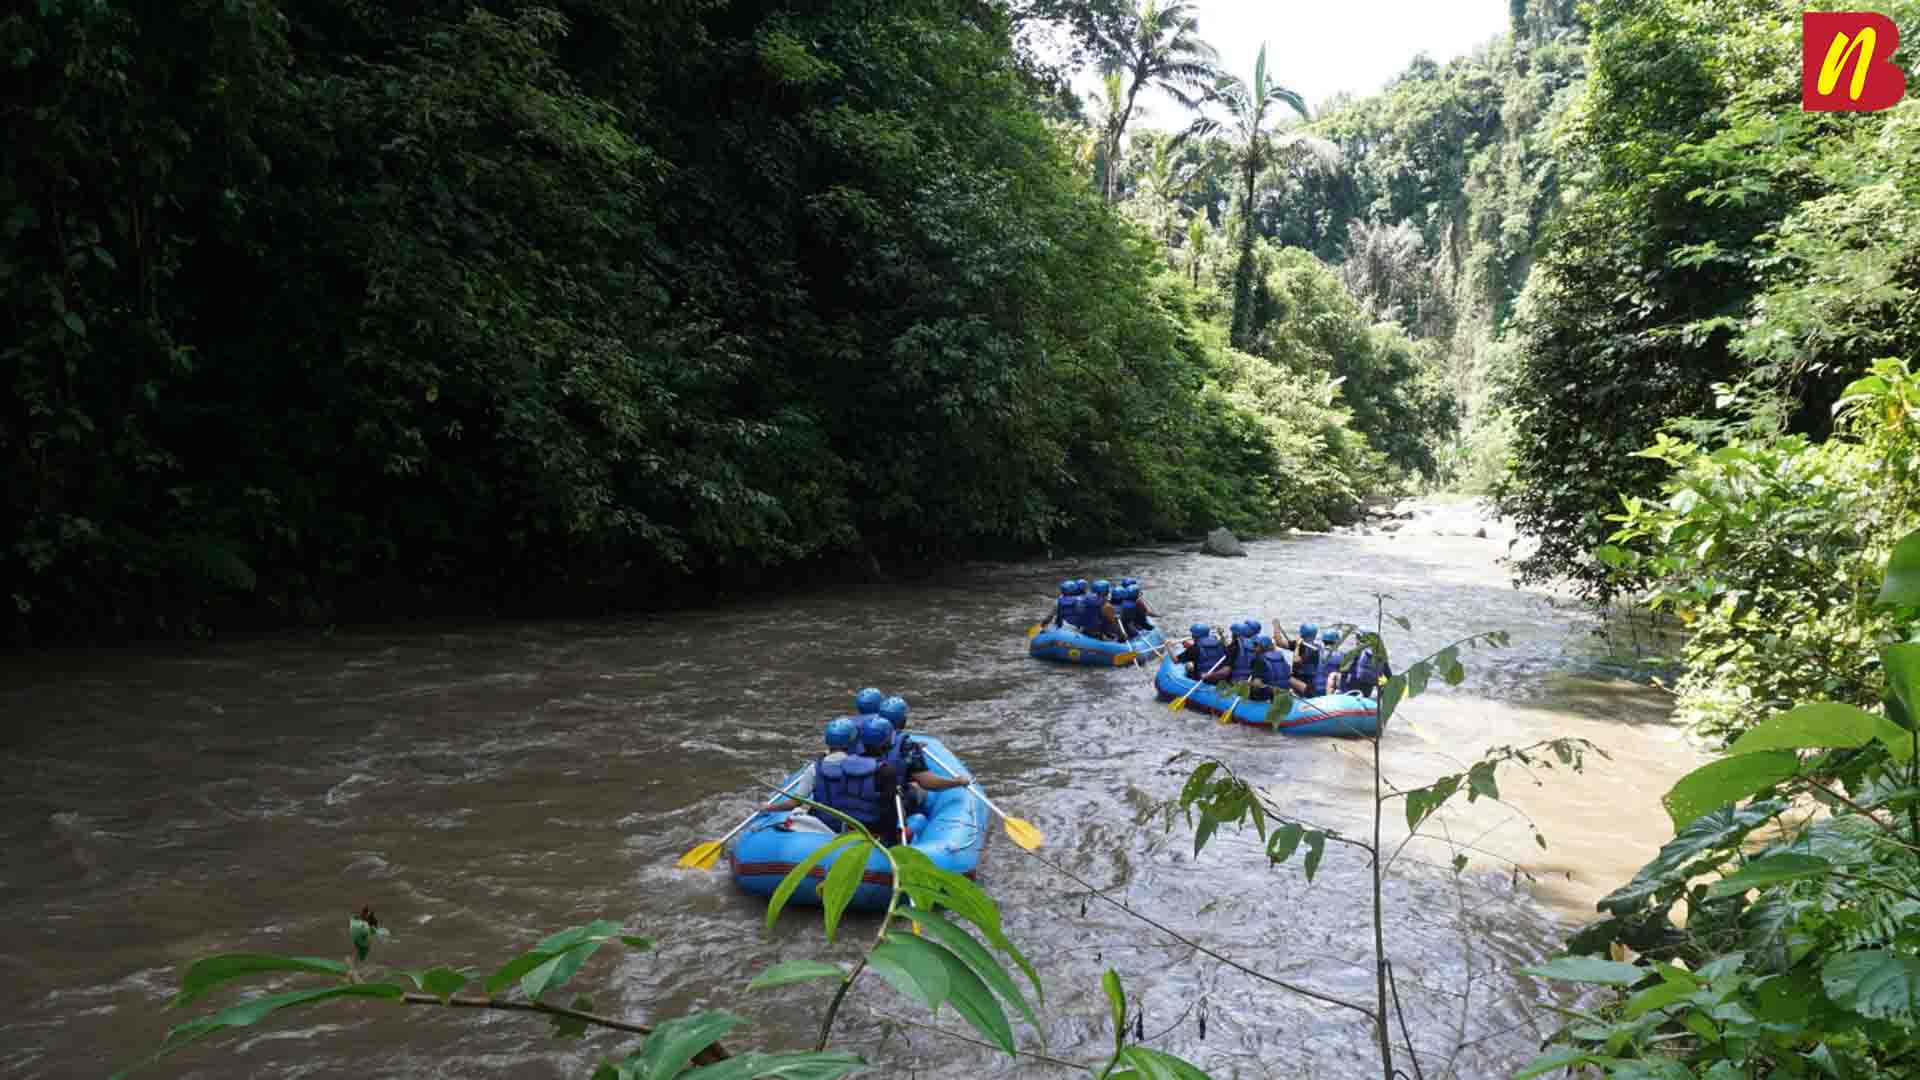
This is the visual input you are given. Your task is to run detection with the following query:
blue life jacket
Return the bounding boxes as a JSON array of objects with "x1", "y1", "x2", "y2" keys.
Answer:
[
  {"x1": 880, "y1": 733, "x2": 916, "y2": 779},
  {"x1": 1293, "y1": 642, "x2": 1321, "y2": 683},
  {"x1": 1348, "y1": 648, "x2": 1381, "y2": 693},
  {"x1": 1118, "y1": 595, "x2": 1140, "y2": 625},
  {"x1": 1230, "y1": 639, "x2": 1255, "y2": 681},
  {"x1": 1055, "y1": 595, "x2": 1078, "y2": 627},
  {"x1": 1257, "y1": 651, "x2": 1293, "y2": 687},
  {"x1": 1072, "y1": 594, "x2": 1101, "y2": 630},
  {"x1": 1317, "y1": 650, "x2": 1346, "y2": 695},
  {"x1": 1194, "y1": 633, "x2": 1226, "y2": 672},
  {"x1": 881, "y1": 734, "x2": 924, "y2": 808},
  {"x1": 816, "y1": 753, "x2": 886, "y2": 829}
]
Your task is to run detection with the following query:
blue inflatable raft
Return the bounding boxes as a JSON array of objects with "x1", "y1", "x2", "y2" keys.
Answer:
[
  {"x1": 1029, "y1": 624, "x2": 1166, "y2": 666},
  {"x1": 1153, "y1": 655, "x2": 1381, "y2": 737},
  {"x1": 728, "y1": 735, "x2": 991, "y2": 911}
]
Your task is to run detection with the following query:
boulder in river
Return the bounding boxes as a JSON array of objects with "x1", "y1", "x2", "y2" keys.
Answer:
[{"x1": 1200, "y1": 527, "x2": 1247, "y2": 557}]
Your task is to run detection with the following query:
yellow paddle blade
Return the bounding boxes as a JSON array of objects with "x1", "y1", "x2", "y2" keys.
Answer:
[
  {"x1": 1216, "y1": 698, "x2": 1239, "y2": 725},
  {"x1": 1168, "y1": 689, "x2": 1195, "y2": 713},
  {"x1": 1026, "y1": 623, "x2": 1043, "y2": 640},
  {"x1": 676, "y1": 840, "x2": 725, "y2": 871},
  {"x1": 1001, "y1": 815, "x2": 1044, "y2": 851},
  {"x1": 1112, "y1": 652, "x2": 1136, "y2": 667}
]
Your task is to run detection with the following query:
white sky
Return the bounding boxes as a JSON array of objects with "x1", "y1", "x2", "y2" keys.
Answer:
[{"x1": 1073, "y1": 0, "x2": 1514, "y2": 123}]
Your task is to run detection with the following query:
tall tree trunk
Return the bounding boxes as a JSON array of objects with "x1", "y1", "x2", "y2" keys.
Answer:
[
  {"x1": 1105, "y1": 69, "x2": 1145, "y2": 202},
  {"x1": 1229, "y1": 157, "x2": 1259, "y2": 349}
]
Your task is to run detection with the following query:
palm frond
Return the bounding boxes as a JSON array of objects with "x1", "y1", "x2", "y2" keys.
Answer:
[
  {"x1": 1266, "y1": 85, "x2": 1311, "y2": 123},
  {"x1": 1272, "y1": 131, "x2": 1344, "y2": 171}
]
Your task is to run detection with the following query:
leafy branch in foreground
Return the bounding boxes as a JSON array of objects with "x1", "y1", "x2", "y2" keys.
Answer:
[
  {"x1": 1158, "y1": 611, "x2": 1607, "y2": 1080},
  {"x1": 1519, "y1": 526, "x2": 1920, "y2": 1077},
  {"x1": 113, "y1": 908, "x2": 835, "y2": 1080}
]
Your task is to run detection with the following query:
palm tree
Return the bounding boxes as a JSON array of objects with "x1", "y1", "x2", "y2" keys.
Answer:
[
  {"x1": 1184, "y1": 213, "x2": 1216, "y2": 287},
  {"x1": 1188, "y1": 42, "x2": 1342, "y2": 347},
  {"x1": 1083, "y1": 70, "x2": 1130, "y2": 200},
  {"x1": 1091, "y1": 0, "x2": 1221, "y2": 202},
  {"x1": 1126, "y1": 134, "x2": 1210, "y2": 251}
]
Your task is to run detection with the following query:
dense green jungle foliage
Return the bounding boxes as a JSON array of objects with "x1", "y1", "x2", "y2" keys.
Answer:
[
  {"x1": 1495, "y1": 0, "x2": 1920, "y2": 602},
  {"x1": 1523, "y1": 527, "x2": 1920, "y2": 1078},
  {"x1": 1, "y1": 0, "x2": 1461, "y2": 644},
  {"x1": 1106, "y1": 0, "x2": 1585, "y2": 494}
]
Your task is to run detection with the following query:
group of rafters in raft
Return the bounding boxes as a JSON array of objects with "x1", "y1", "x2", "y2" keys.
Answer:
[{"x1": 1029, "y1": 578, "x2": 1384, "y2": 737}]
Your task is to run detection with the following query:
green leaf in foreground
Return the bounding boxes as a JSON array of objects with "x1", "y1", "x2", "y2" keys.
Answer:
[
  {"x1": 520, "y1": 938, "x2": 605, "y2": 1001},
  {"x1": 896, "y1": 931, "x2": 1015, "y2": 1053},
  {"x1": 1823, "y1": 950, "x2": 1920, "y2": 1021},
  {"x1": 398, "y1": 965, "x2": 471, "y2": 1002},
  {"x1": 1302, "y1": 830, "x2": 1326, "y2": 882},
  {"x1": 905, "y1": 908, "x2": 1042, "y2": 1035},
  {"x1": 1514, "y1": 1048, "x2": 1611, "y2": 1079},
  {"x1": 1883, "y1": 643, "x2": 1920, "y2": 741},
  {"x1": 1879, "y1": 528, "x2": 1920, "y2": 607},
  {"x1": 766, "y1": 832, "x2": 862, "y2": 929},
  {"x1": 747, "y1": 960, "x2": 846, "y2": 991},
  {"x1": 1520, "y1": 955, "x2": 1647, "y2": 986},
  {"x1": 485, "y1": 921, "x2": 623, "y2": 996},
  {"x1": 1727, "y1": 701, "x2": 1903, "y2": 761},
  {"x1": 1103, "y1": 968, "x2": 1126, "y2": 1036},
  {"x1": 1117, "y1": 1044, "x2": 1214, "y2": 1078},
  {"x1": 624, "y1": 1010, "x2": 746, "y2": 1080},
  {"x1": 819, "y1": 839, "x2": 875, "y2": 943},
  {"x1": 551, "y1": 993, "x2": 595, "y2": 1038},
  {"x1": 867, "y1": 935, "x2": 952, "y2": 1012},
  {"x1": 1662, "y1": 751, "x2": 1799, "y2": 829},
  {"x1": 1268, "y1": 821, "x2": 1304, "y2": 865},
  {"x1": 113, "y1": 983, "x2": 404, "y2": 1079},
  {"x1": 1599, "y1": 801, "x2": 1786, "y2": 916},
  {"x1": 679, "y1": 1051, "x2": 867, "y2": 1080},
  {"x1": 1704, "y1": 853, "x2": 1832, "y2": 899},
  {"x1": 169, "y1": 953, "x2": 348, "y2": 1008}
]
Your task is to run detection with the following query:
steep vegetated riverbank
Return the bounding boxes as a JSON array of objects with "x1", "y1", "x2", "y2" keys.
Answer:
[{"x1": 4, "y1": 0, "x2": 1470, "y2": 646}]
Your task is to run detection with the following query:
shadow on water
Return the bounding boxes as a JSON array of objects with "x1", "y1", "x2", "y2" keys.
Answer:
[{"x1": 0, "y1": 516, "x2": 1708, "y2": 1078}]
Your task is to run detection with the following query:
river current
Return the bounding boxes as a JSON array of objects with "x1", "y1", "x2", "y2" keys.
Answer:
[{"x1": 0, "y1": 502, "x2": 1704, "y2": 1078}]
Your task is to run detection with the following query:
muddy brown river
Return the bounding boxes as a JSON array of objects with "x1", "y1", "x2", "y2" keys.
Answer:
[{"x1": 0, "y1": 512, "x2": 1705, "y2": 1078}]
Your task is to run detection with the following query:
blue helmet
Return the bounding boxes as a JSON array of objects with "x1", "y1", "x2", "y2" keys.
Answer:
[
  {"x1": 1068, "y1": 580, "x2": 1086, "y2": 595},
  {"x1": 1254, "y1": 634, "x2": 1274, "y2": 649},
  {"x1": 860, "y1": 715, "x2": 894, "y2": 750},
  {"x1": 855, "y1": 687, "x2": 884, "y2": 714},
  {"x1": 1248, "y1": 620, "x2": 1262, "y2": 635},
  {"x1": 1190, "y1": 623, "x2": 1210, "y2": 639},
  {"x1": 825, "y1": 718, "x2": 857, "y2": 749},
  {"x1": 1322, "y1": 628, "x2": 1341, "y2": 644},
  {"x1": 1074, "y1": 578, "x2": 1090, "y2": 591},
  {"x1": 1092, "y1": 579, "x2": 1111, "y2": 595},
  {"x1": 1120, "y1": 577, "x2": 1139, "y2": 587},
  {"x1": 879, "y1": 695, "x2": 908, "y2": 731},
  {"x1": 1300, "y1": 623, "x2": 1318, "y2": 640},
  {"x1": 1059, "y1": 579, "x2": 1075, "y2": 595},
  {"x1": 1230, "y1": 621, "x2": 1250, "y2": 638}
]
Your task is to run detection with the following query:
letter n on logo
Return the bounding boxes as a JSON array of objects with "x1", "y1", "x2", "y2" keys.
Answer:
[{"x1": 1803, "y1": 12, "x2": 1908, "y2": 111}]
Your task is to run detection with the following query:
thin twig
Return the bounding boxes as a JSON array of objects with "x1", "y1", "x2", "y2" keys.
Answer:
[
  {"x1": 1800, "y1": 777, "x2": 1908, "y2": 838},
  {"x1": 816, "y1": 846, "x2": 903, "y2": 1052},
  {"x1": 1385, "y1": 959, "x2": 1426, "y2": 1080},
  {"x1": 867, "y1": 1010, "x2": 1097, "y2": 1072},
  {"x1": 399, "y1": 993, "x2": 729, "y2": 1063},
  {"x1": 1021, "y1": 849, "x2": 1377, "y2": 1019}
]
